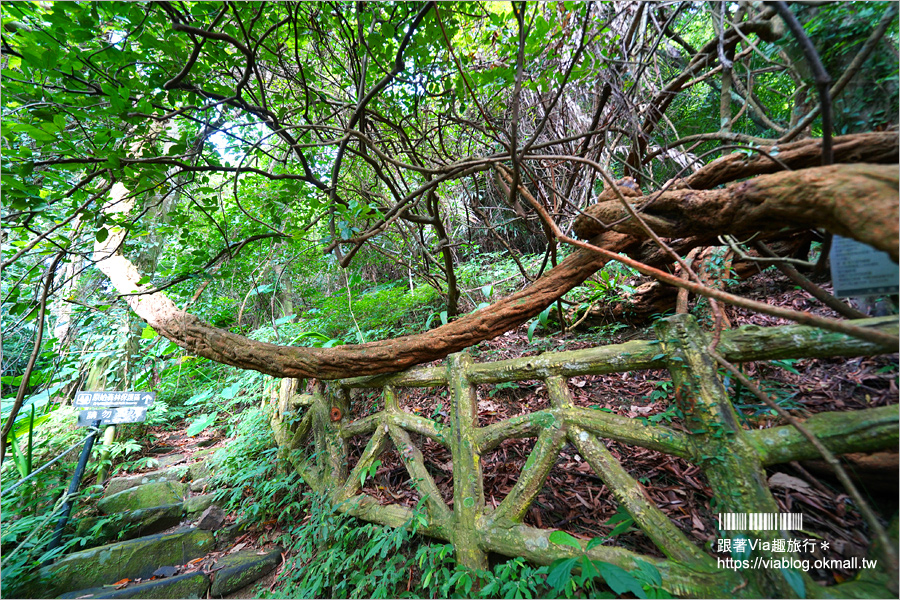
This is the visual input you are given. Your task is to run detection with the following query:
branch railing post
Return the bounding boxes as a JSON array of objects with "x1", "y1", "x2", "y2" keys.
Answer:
[
  {"x1": 448, "y1": 352, "x2": 489, "y2": 571},
  {"x1": 266, "y1": 316, "x2": 898, "y2": 598},
  {"x1": 550, "y1": 376, "x2": 713, "y2": 568},
  {"x1": 656, "y1": 314, "x2": 810, "y2": 597},
  {"x1": 321, "y1": 383, "x2": 349, "y2": 497}
]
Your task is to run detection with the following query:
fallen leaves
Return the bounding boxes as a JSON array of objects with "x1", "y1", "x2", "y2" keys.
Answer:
[{"x1": 112, "y1": 578, "x2": 130, "y2": 589}]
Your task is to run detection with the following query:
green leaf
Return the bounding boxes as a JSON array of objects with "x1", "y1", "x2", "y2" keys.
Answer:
[
  {"x1": 604, "y1": 507, "x2": 636, "y2": 537},
  {"x1": 780, "y1": 568, "x2": 805, "y2": 598},
  {"x1": 140, "y1": 325, "x2": 157, "y2": 339},
  {"x1": 527, "y1": 318, "x2": 540, "y2": 343},
  {"x1": 538, "y1": 305, "x2": 552, "y2": 326},
  {"x1": 632, "y1": 558, "x2": 662, "y2": 587},
  {"x1": 15, "y1": 123, "x2": 57, "y2": 142},
  {"x1": 7, "y1": 432, "x2": 28, "y2": 478},
  {"x1": 595, "y1": 562, "x2": 646, "y2": 599},
  {"x1": 186, "y1": 412, "x2": 218, "y2": 436},
  {"x1": 586, "y1": 537, "x2": 605, "y2": 551},
  {"x1": 185, "y1": 389, "x2": 214, "y2": 406},
  {"x1": 24, "y1": 404, "x2": 35, "y2": 475},
  {"x1": 360, "y1": 459, "x2": 382, "y2": 488},
  {"x1": 291, "y1": 331, "x2": 330, "y2": 344},
  {"x1": 480, "y1": 579, "x2": 498, "y2": 597},
  {"x1": 578, "y1": 555, "x2": 599, "y2": 583},
  {"x1": 95, "y1": 227, "x2": 109, "y2": 243},
  {"x1": 549, "y1": 530, "x2": 582, "y2": 551},
  {"x1": 546, "y1": 558, "x2": 578, "y2": 591},
  {"x1": 220, "y1": 381, "x2": 241, "y2": 400}
]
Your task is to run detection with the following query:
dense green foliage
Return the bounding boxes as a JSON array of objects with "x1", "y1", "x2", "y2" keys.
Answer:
[
  {"x1": 2, "y1": 1, "x2": 897, "y2": 597},
  {"x1": 255, "y1": 496, "x2": 666, "y2": 599}
]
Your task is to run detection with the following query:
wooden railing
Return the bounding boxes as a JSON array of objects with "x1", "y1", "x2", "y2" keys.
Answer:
[{"x1": 268, "y1": 314, "x2": 898, "y2": 598}]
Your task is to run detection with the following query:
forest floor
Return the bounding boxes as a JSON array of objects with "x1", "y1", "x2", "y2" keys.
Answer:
[{"x1": 133, "y1": 269, "x2": 898, "y2": 590}]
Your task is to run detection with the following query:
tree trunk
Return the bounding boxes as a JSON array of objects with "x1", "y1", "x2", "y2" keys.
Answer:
[
  {"x1": 96, "y1": 218, "x2": 635, "y2": 378},
  {"x1": 678, "y1": 131, "x2": 898, "y2": 190},
  {"x1": 95, "y1": 164, "x2": 897, "y2": 380},
  {"x1": 575, "y1": 163, "x2": 899, "y2": 261}
]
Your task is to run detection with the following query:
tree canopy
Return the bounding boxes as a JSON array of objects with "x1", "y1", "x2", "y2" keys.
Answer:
[{"x1": 2, "y1": 1, "x2": 898, "y2": 430}]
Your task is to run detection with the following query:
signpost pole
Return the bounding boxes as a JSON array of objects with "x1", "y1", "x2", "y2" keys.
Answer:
[
  {"x1": 47, "y1": 419, "x2": 101, "y2": 554},
  {"x1": 45, "y1": 391, "x2": 156, "y2": 557},
  {"x1": 96, "y1": 425, "x2": 117, "y2": 483}
]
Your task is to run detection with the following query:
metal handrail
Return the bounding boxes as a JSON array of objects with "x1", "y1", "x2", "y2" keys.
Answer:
[{"x1": 1, "y1": 428, "x2": 100, "y2": 497}]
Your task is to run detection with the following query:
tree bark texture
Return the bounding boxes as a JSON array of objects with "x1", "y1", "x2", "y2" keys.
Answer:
[
  {"x1": 679, "y1": 132, "x2": 898, "y2": 190},
  {"x1": 574, "y1": 163, "x2": 899, "y2": 261}
]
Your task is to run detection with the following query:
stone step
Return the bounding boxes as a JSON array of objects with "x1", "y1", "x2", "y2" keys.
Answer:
[
  {"x1": 184, "y1": 492, "x2": 217, "y2": 519},
  {"x1": 30, "y1": 445, "x2": 235, "y2": 598},
  {"x1": 105, "y1": 466, "x2": 190, "y2": 497},
  {"x1": 54, "y1": 548, "x2": 281, "y2": 599},
  {"x1": 74, "y1": 504, "x2": 184, "y2": 549},
  {"x1": 152, "y1": 453, "x2": 188, "y2": 469},
  {"x1": 98, "y1": 481, "x2": 188, "y2": 514},
  {"x1": 209, "y1": 548, "x2": 282, "y2": 597},
  {"x1": 105, "y1": 457, "x2": 211, "y2": 497},
  {"x1": 28, "y1": 527, "x2": 214, "y2": 598},
  {"x1": 74, "y1": 482, "x2": 226, "y2": 549},
  {"x1": 186, "y1": 459, "x2": 211, "y2": 481},
  {"x1": 58, "y1": 572, "x2": 210, "y2": 599}
]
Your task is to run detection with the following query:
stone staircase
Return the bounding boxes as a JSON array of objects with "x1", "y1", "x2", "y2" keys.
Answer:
[{"x1": 25, "y1": 448, "x2": 281, "y2": 599}]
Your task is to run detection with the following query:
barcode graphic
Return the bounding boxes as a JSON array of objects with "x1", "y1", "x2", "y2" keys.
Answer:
[{"x1": 718, "y1": 513, "x2": 803, "y2": 531}]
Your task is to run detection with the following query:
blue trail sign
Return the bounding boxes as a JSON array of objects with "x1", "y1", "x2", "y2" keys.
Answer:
[{"x1": 73, "y1": 391, "x2": 156, "y2": 409}]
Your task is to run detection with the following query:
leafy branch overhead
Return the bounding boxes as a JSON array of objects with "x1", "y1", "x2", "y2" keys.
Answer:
[{"x1": 2, "y1": 2, "x2": 898, "y2": 384}]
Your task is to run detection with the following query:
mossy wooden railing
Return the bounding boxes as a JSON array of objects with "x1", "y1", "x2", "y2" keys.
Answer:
[{"x1": 268, "y1": 314, "x2": 898, "y2": 598}]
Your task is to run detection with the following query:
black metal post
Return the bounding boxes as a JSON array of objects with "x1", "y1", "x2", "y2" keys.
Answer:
[{"x1": 47, "y1": 420, "x2": 101, "y2": 554}]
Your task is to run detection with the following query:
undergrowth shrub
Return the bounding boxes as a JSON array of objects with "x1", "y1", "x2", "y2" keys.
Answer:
[
  {"x1": 456, "y1": 250, "x2": 537, "y2": 299},
  {"x1": 0, "y1": 406, "x2": 116, "y2": 597},
  {"x1": 263, "y1": 494, "x2": 421, "y2": 599},
  {"x1": 208, "y1": 407, "x2": 304, "y2": 531},
  {"x1": 253, "y1": 488, "x2": 662, "y2": 599},
  {"x1": 302, "y1": 282, "x2": 440, "y2": 342},
  {"x1": 352, "y1": 282, "x2": 440, "y2": 339},
  {"x1": 0, "y1": 487, "x2": 102, "y2": 597}
]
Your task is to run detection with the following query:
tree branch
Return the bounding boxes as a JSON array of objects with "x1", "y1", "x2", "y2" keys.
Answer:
[{"x1": 1, "y1": 253, "x2": 64, "y2": 464}]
